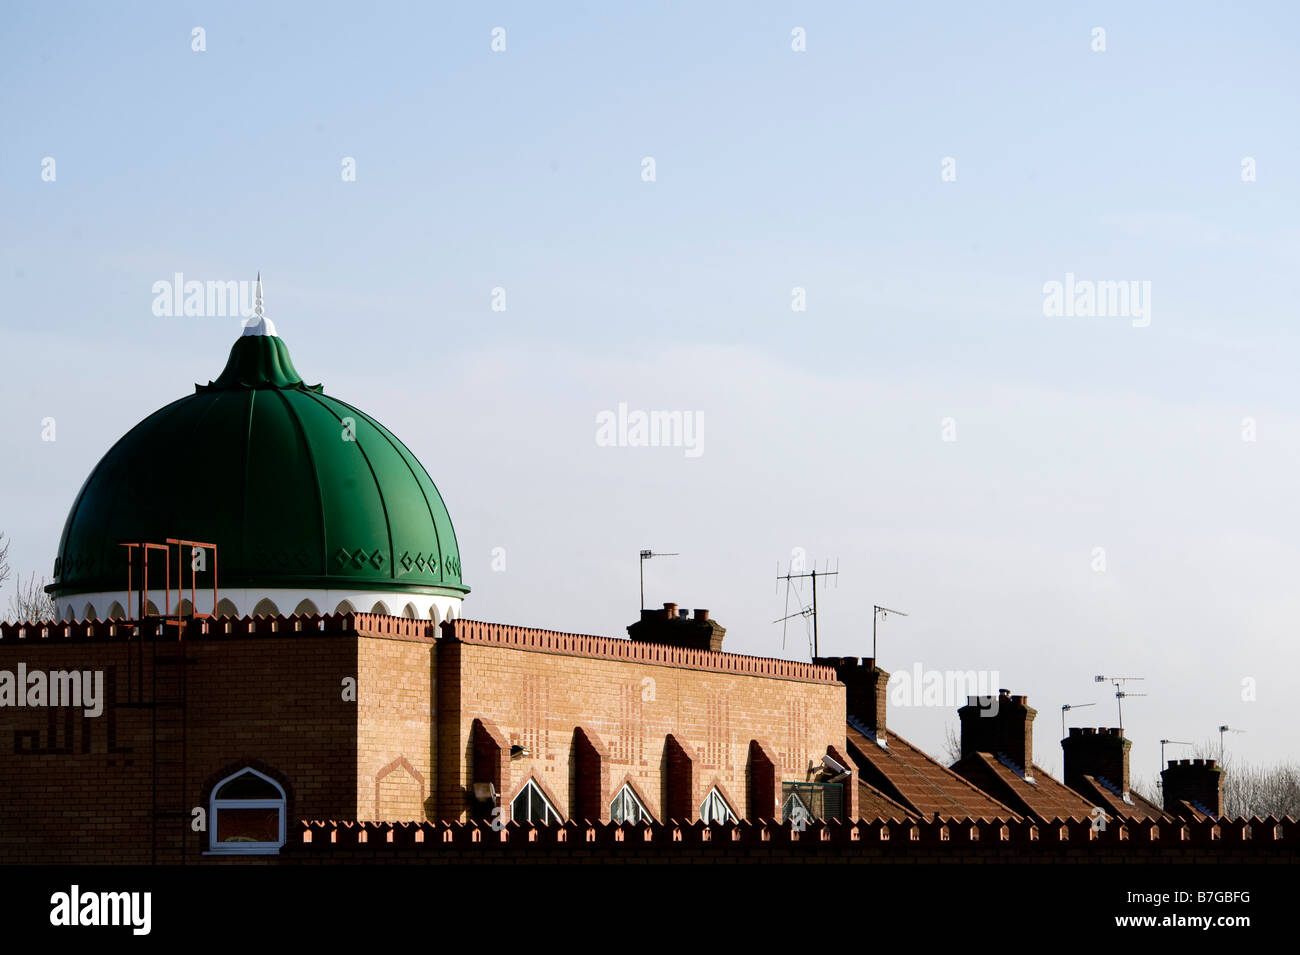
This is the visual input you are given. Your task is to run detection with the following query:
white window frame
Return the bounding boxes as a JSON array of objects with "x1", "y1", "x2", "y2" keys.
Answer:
[
  {"x1": 610, "y1": 784, "x2": 651, "y2": 825},
  {"x1": 510, "y1": 778, "x2": 560, "y2": 824},
  {"x1": 208, "y1": 767, "x2": 287, "y2": 855},
  {"x1": 700, "y1": 787, "x2": 737, "y2": 825}
]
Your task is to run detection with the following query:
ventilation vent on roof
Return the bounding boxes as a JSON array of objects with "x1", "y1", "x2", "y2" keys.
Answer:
[
  {"x1": 1096, "y1": 775, "x2": 1134, "y2": 804},
  {"x1": 995, "y1": 752, "x2": 1035, "y2": 784},
  {"x1": 849, "y1": 715, "x2": 888, "y2": 750}
]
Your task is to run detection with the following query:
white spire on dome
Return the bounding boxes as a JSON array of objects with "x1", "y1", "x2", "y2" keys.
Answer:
[{"x1": 241, "y1": 271, "x2": 278, "y2": 336}]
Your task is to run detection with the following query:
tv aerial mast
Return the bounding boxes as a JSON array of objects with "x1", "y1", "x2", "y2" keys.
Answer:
[
  {"x1": 872, "y1": 605, "x2": 908, "y2": 661},
  {"x1": 639, "y1": 549, "x2": 677, "y2": 611},
  {"x1": 1158, "y1": 739, "x2": 1192, "y2": 790},
  {"x1": 774, "y1": 559, "x2": 838, "y2": 658},
  {"x1": 1094, "y1": 675, "x2": 1146, "y2": 730},
  {"x1": 1217, "y1": 725, "x2": 1245, "y2": 762},
  {"x1": 1061, "y1": 702, "x2": 1097, "y2": 739}
]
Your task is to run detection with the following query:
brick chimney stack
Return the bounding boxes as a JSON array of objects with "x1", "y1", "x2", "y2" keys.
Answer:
[
  {"x1": 816, "y1": 657, "x2": 889, "y2": 738},
  {"x1": 1162, "y1": 758, "x2": 1225, "y2": 818},
  {"x1": 1062, "y1": 727, "x2": 1131, "y2": 796},
  {"x1": 958, "y1": 689, "x2": 1036, "y2": 777},
  {"x1": 627, "y1": 602, "x2": 725, "y2": 652}
]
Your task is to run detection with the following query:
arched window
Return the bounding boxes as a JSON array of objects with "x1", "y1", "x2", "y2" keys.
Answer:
[
  {"x1": 510, "y1": 779, "x2": 560, "y2": 824},
  {"x1": 611, "y1": 784, "x2": 651, "y2": 825},
  {"x1": 144, "y1": 600, "x2": 159, "y2": 616},
  {"x1": 217, "y1": 598, "x2": 239, "y2": 618},
  {"x1": 293, "y1": 599, "x2": 319, "y2": 616},
  {"x1": 334, "y1": 600, "x2": 355, "y2": 614},
  {"x1": 401, "y1": 602, "x2": 418, "y2": 619},
  {"x1": 179, "y1": 598, "x2": 193, "y2": 617},
  {"x1": 700, "y1": 787, "x2": 737, "y2": 825},
  {"x1": 428, "y1": 605, "x2": 442, "y2": 624},
  {"x1": 252, "y1": 598, "x2": 279, "y2": 617},
  {"x1": 209, "y1": 767, "x2": 286, "y2": 854},
  {"x1": 64, "y1": 604, "x2": 76, "y2": 621},
  {"x1": 370, "y1": 600, "x2": 390, "y2": 615},
  {"x1": 106, "y1": 601, "x2": 125, "y2": 620},
  {"x1": 82, "y1": 603, "x2": 97, "y2": 621}
]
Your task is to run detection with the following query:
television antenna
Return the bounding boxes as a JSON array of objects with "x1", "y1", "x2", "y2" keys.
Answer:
[
  {"x1": 1217, "y1": 725, "x2": 1245, "y2": 762},
  {"x1": 775, "y1": 559, "x2": 838, "y2": 658},
  {"x1": 772, "y1": 605, "x2": 814, "y2": 656},
  {"x1": 1061, "y1": 702, "x2": 1097, "y2": 739},
  {"x1": 1157, "y1": 739, "x2": 1192, "y2": 790},
  {"x1": 1094, "y1": 675, "x2": 1145, "y2": 730},
  {"x1": 639, "y1": 549, "x2": 677, "y2": 611},
  {"x1": 872, "y1": 605, "x2": 908, "y2": 660}
]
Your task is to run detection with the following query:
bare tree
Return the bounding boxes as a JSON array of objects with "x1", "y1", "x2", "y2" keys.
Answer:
[
  {"x1": 0, "y1": 531, "x2": 10, "y2": 591},
  {"x1": 7, "y1": 571, "x2": 57, "y2": 622},
  {"x1": 1183, "y1": 738, "x2": 1300, "y2": 819},
  {"x1": 941, "y1": 722, "x2": 962, "y2": 766},
  {"x1": 1130, "y1": 774, "x2": 1162, "y2": 806}
]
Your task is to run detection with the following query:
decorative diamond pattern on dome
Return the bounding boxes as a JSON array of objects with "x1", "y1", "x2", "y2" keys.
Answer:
[
  {"x1": 400, "y1": 552, "x2": 413, "y2": 572},
  {"x1": 334, "y1": 548, "x2": 351, "y2": 569},
  {"x1": 294, "y1": 548, "x2": 311, "y2": 568},
  {"x1": 350, "y1": 550, "x2": 367, "y2": 570},
  {"x1": 414, "y1": 553, "x2": 426, "y2": 572},
  {"x1": 369, "y1": 549, "x2": 384, "y2": 570}
]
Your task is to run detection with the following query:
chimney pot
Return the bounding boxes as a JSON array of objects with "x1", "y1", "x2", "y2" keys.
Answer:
[
  {"x1": 1162, "y1": 755, "x2": 1225, "y2": 818},
  {"x1": 960, "y1": 687, "x2": 1036, "y2": 773},
  {"x1": 1062, "y1": 724, "x2": 1132, "y2": 797},
  {"x1": 628, "y1": 604, "x2": 724, "y2": 651}
]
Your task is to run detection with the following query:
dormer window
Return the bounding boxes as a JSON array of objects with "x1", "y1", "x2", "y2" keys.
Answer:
[
  {"x1": 510, "y1": 779, "x2": 560, "y2": 824},
  {"x1": 610, "y1": 784, "x2": 651, "y2": 824},
  {"x1": 700, "y1": 787, "x2": 737, "y2": 824}
]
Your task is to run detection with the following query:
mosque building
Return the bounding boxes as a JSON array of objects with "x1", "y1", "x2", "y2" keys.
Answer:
[{"x1": 0, "y1": 282, "x2": 1285, "y2": 865}]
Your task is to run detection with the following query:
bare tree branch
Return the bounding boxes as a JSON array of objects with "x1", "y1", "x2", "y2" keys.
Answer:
[
  {"x1": 0, "y1": 531, "x2": 10, "y2": 591},
  {"x1": 942, "y1": 721, "x2": 962, "y2": 766},
  {"x1": 7, "y1": 571, "x2": 57, "y2": 623}
]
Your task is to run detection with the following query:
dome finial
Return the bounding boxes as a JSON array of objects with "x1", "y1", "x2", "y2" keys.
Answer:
[{"x1": 241, "y1": 272, "x2": 277, "y2": 337}]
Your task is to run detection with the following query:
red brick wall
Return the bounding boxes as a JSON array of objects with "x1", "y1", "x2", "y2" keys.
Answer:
[
  {"x1": 443, "y1": 639, "x2": 845, "y2": 824},
  {"x1": 0, "y1": 614, "x2": 847, "y2": 863},
  {"x1": 0, "y1": 623, "x2": 358, "y2": 863},
  {"x1": 357, "y1": 635, "x2": 433, "y2": 821}
]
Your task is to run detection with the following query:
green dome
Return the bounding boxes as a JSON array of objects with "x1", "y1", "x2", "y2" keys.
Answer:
[{"x1": 49, "y1": 334, "x2": 467, "y2": 601}]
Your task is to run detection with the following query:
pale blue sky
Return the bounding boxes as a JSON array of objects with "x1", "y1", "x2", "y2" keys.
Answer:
[{"x1": 2, "y1": 2, "x2": 1298, "y2": 776}]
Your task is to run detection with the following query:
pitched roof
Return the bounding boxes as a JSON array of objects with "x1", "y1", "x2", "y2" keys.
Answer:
[
  {"x1": 950, "y1": 752, "x2": 1095, "y2": 821},
  {"x1": 1069, "y1": 774, "x2": 1168, "y2": 822},
  {"x1": 846, "y1": 724, "x2": 1016, "y2": 820},
  {"x1": 1174, "y1": 799, "x2": 1214, "y2": 821},
  {"x1": 857, "y1": 778, "x2": 917, "y2": 820}
]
